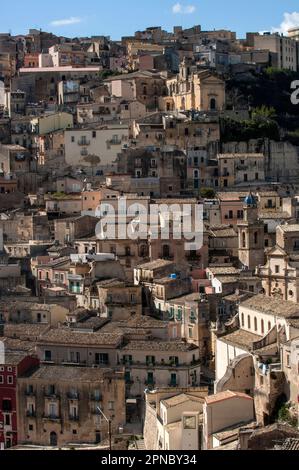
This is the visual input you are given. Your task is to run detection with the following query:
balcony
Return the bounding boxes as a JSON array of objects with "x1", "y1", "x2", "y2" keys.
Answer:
[
  {"x1": 90, "y1": 394, "x2": 102, "y2": 402},
  {"x1": 67, "y1": 392, "x2": 80, "y2": 400},
  {"x1": 122, "y1": 359, "x2": 133, "y2": 366},
  {"x1": 68, "y1": 274, "x2": 84, "y2": 282},
  {"x1": 62, "y1": 359, "x2": 87, "y2": 366},
  {"x1": 107, "y1": 138, "x2": 122, "y2": 145},
  {"x1": 43, "y1": 414, "x2": 61, "y2": 422},
  {"x1": 69, "y1": 414, "x2": 79, "y2": 422},
  {"x1": 78, "y1": 139, "x2": 91, "y2": 146},
  {"x1": 168, "y1": 382, "x2": 178, "y2": 387},
  {"x1": 146, "y1": 362, "x2": 156, "y2": 368},
  {"x1": 125, "y1": 379, "x2": 134, "y2": 385},
  {"x1": 144, "y1": 380, "x2": 156, "y2": 386},
  {"x1": 44, "y1": 391, "x2": 59, "y2": 399}
]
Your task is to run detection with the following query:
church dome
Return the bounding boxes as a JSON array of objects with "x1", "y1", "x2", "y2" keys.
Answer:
[{"x1": 244, "y1": 192, "x2": 257, "y2": 207}]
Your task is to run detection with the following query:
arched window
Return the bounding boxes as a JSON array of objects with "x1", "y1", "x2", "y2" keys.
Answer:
[
  {"x1": 254, "y1": 317, "x2": 258, "y2": 332},
  {"x1": 247, "y1": 316, "x2": 251, "y2": 330},
  {"x1": 254, "y1": 232, "x2": 258, "y2": 245},
  {"x1": 241, "y1": 313, "x2": 245, "y2": 327},
  {"x1": 143, "y1": 86, "x2": 147, "y2": 96},
  {"x1": 242, "y1": 232, "x2": 246, "y2": 248},
  {"x1": 210, "y1": 98, "x2": 216, "y2": 110},
  {"x1": 50, "y1": 431, "x2": 57, "y2": 447},
  {"x1": 268, "y1": 321, "x2": 271, "y2": 331},
  {"x1": 261, "y1": 319, "x2": 264, "y2": 335}
]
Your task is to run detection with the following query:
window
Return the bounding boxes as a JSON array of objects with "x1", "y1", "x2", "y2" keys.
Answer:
[
  {"x1": 286, "y1": 354, "x2": 290, "y2": 367},
  {"x1": 261, "y1": 319, "x2": 265, "y2": 335},
  {"x1": 189, "y1": 327, "x2": 193, "y2": 338},
  {"x1": 183, "y1": 416, "x2": 196, "y2": 429},
  {"x1": 147, "y1": 372, "x2": 154, "y2": 385},
  {"x1": 2, "y1": 399, "x2": 12, "y2": 412},
  {"x1": 108, "y1": 401, "x2": 114, "y2": 410},
  {"x1": 169, "y1": 356, "x2": 179, "y2": 366},
  {"x1": 242, "y1": 232, "x2": 246, "y2": 249},
  {"x1": 49, "y1": 403, "x2": 58, "y2": 418},
  {"x1": 241, "y1": 313, "x2": 245, "y2": 327},
  {"x1": 275, "y1": 265, "x2": 280, "y2": 274},
  {"x1": 268, "y1": 322, "x2": 271, "y2": 331},
  {"x1": 146, "y1": 356, "x2": 156, "y2": 366},
  {"x1": 95, "y1": 353, "x2": 109, "y2": 365},
  {"x1": 210, "y1": 98, "x2": 216, "y2": 110},
  {"x1": 254, "y1": 232, "x2": 258, "y2": 245},
  {"x1": 92, "y1": 131, "x2": 97, "y2": 138},
  {"x1": 29, "y1": 424, "x2": 34, "y2": 431},
  {"x1": 7, "y1": 376, "x2": 13, "y2": 385},
  {"x1": 4, "y1": 414, "x2": 11, "y2": 426},
  {"x1": 170, "y1": 373, "x2": 177, "y2": 386},
  {"x1": 44, "y1": 350, "x2": 52, "y2": 362},
  {"x1": 247, "y1": 316, "x2": 251, "y2": 329},
  {"x1": 71, "y1": 136, "x2": 75, "y2": 143},
  {"x1": 254, "y1": 317, "x2": 258, "y2": 332}
]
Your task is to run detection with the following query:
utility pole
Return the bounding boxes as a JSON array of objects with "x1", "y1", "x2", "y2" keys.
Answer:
[{"x1": 96, "y1": 406, "x2": 112, "y2": 451}]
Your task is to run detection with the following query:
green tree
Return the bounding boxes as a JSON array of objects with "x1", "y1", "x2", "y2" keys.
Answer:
[
  {"x1": 83, "y1": 154, "x2": 101, "y2": 176},
  {"x1": 200, "y1": 187, "x2": 216, "y2": 199}
]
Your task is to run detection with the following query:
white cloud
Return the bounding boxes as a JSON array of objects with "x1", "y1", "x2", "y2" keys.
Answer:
[
  {"x1": 272, "y1": 11, "x2": 299, "y2": 34},
  {"x1": 172, "y1": 3, "x2": 196, "y2": 15},
  {"x1": 50, "y1": 16, "x2": 83, "y2": 27}
]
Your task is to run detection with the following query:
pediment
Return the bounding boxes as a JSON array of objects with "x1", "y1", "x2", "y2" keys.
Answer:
[{"x1": 267, "y1": 245, "x2": 287, "y2": 258}]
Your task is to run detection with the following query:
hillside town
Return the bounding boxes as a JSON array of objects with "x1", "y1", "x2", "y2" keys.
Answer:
[{"x1": 1, "y1": 20, "x2": 299, "y2": 452}]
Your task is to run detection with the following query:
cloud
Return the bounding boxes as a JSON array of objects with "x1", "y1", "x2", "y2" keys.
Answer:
[
  {"x1": 50, "y1": 16, "x2": 83, "y2": 27},
  {"x1": 271, "y1": 11, "x2": 299, "y2": 34},
  {"x1": 172, "y1": 3, "x2": 196, "y2": 14}
]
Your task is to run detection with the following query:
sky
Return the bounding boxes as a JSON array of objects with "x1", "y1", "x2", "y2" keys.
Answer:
[{"x1": 1, "y1": 0, "x2": 299, "y2": 39}]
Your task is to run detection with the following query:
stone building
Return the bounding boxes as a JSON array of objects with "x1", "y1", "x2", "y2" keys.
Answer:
[
  {"x1": 257, "y1": 224, "x2": 299, "y2": 303},
  {"x1": 238, "y1": 193, "x2": 265, "y2": 270},
  {"x1": 166, "y1": 61, "x2": 225, "y2": 112},
  {"x1": 144, "y1": 387, "x2": 208, "y2": 450},
  {"x1": 17, "y1": 365, "x2": 126, "y2": 447}
]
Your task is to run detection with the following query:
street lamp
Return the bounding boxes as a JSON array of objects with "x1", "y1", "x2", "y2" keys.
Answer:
[{"x1": 96, "y1": 406, "x2": 112, "y2": 451}]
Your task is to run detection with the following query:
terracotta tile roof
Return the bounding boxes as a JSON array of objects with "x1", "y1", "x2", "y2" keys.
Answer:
[
  {"x1": 23, "y1": 365, "x2": 123, "y2": 382},
  {"x1": 121, "y1": 340, "x2": 198, "y2": 352},
  {"x1": 162, "y1": 393, "x2": 204, "y2": 408},
  {"x1": 38, "y1": 328, "x2": 123, "y2": 346},
  {"x1": 136, "y1": 259, "x2": 174, "y2": 270},
  {"x1": 218, "y1": 329, "x2": 262, "y2": 350},
  {"x1": 240, "y1": 294, "x2": 299, "y2": 318},
  {"x1": 205, "y1": 390, "x2": 253, "y2": 405}
]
